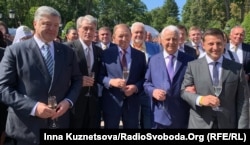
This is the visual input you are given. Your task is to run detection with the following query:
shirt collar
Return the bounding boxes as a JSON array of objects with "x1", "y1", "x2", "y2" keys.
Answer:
[
  {"x1": 79, "y1": 39, "x2": 92, "y2": 50},
  {"x1": 229, "y1": 42, "x2": 242, "y2": 50},
  {"x1": 118, "y1": 45, "x2": 131, "y2": 55},
  {"x1": 163, "y1": 50, "x2": 178, "y2": 59},
  {"x1": 205, "y1": 54, "x2": 223, "y2": 65},
  {"x1": 34, "y1": 36, "x2": 53, "y2": 49}
]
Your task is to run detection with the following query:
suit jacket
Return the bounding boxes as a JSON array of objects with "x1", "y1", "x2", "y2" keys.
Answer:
[
  {"x1": 99, "y1": 45, "x2": 146, "y2": 117},
  {"x1": 144, "y1": 42, "x2": 161, "y2": 61},
  {"x1": 181, "y1": 57, "x2": 249, "y2": 128},
  {"x1": 225, "y1": 43, "x2": 250, "y2": 77},
  {"x1": 183, "y1": 44, "x2": 196, "y2": 59},
  {"x1": 96, "y1": 42, "x2": 116, "y2": 50},
  {"x1": 0, "y1": 47, "x2": 4, "y2": 60},
  {"x1": 64, "y1": 40, "x2": 103, "y2": 127},
  {"x1": 185, "y1": 41, "x2": 203, "y2": 59},
  {"x1": 95, "y1": 42, "x2": 117, "y2": 97},
  {"x1": 0, "y1": 38, "x2": 82, "y2": 144},
  {"x1": 144, "y1": 51, "x2": 194, "y2": 128}
]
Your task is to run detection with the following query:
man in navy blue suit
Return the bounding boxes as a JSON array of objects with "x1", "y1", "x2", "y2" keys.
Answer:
[
  {"x1": 144, "y1": 25, "x2": 194, "y2": 129},
  {"x1": 130, "y1": 22, "x2": 160, "y2": 129},
  {"x1": 99, "y1": 23, "x2": 147, "y2": 128},
  {"x1": 0, "y1": 6, "x2": 81, "y2": 145}
]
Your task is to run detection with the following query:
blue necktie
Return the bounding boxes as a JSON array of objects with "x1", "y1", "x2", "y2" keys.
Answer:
[
  {"x1": 42, "y1": 44, "x2": 54, "y2": 77},
  {"x1": 167, "y1": 55, "x2": 175, "y2": 81},
  {"x1": 213, "y1": 62, "x2": 219, "y2": 86}
]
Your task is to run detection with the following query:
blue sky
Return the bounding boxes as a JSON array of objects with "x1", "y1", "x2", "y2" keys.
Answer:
[{"x1": 142, "y1": 0, "x2": 186, "y2": 13}]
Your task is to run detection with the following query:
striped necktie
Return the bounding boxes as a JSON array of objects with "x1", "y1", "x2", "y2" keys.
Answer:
[{"x1": 42, "y1": 44, "x2": 54, "y2": 77}]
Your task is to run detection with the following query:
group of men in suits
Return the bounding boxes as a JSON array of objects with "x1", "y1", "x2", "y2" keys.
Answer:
[{"x1": 0, "y1": 5, "x2": 249, "y2": 145}]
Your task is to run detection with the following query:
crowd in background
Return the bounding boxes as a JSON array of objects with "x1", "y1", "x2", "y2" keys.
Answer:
[{"x1": 0, "y1": 5, "x2": 249, "y2": 145}]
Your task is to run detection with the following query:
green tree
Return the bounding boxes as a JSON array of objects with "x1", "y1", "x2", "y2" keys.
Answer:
[
  {"x1": 241, "y1": 11, "x2": 250, "y2": 43},
  {"x1": 147, "y1": 0, "x2": 179, "y2": 31}
]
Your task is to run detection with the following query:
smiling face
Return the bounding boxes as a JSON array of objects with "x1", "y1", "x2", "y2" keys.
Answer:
[
  {"x1": 229, "y1": 27, "x2": 245, "y2": 46},
  {"x1": 33, "y1": 14, "x2": 60, "y2": 43},
  {"x1": 160, "y1": 29, "x2": 179, "y2": 54},
  {"x1": 131, "y1": 24, "x2": 145, "y2": 44},
  {"x1": 202, "y1": 34, "x2": 225, "y2": 61}
]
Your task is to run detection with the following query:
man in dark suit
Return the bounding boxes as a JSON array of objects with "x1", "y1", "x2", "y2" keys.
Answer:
[
  {"x1": 65, "y1": 15, "x2": 103, "y2": 129},
  {"x1": 130, "y1": 22, "x2": 161, "y2": 129},
  {"x1": 144, "y1": 25, "x2": 194, "y2": 129},
  {"x1": 97, "y1": 26, "x2": 116, "y2": 50},
  {"x1": 185, "y1": 26, "x2": 204, "y2": 59},
  {"x1": 0, "y1": 6, "x2": 82, "y2": 145},
  {"x1": 99, "y1": 24, "x2": 147, "y2": 128},
  {"x1": 95, "y1": 26, "x2": 116, "y2": 128},
  {"x1": 226, "y1": 25, "x2": 250, "y2": 82},
  {"x1": 177, "y1": 25, "x2": 196, "y2": 59},
  {"x1": 181, "y1": 28, "x2": 249, "y2": 129}
]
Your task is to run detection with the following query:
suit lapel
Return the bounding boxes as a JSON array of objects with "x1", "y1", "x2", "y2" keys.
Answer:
[
  {"x1": 75, "y1": 40, "x2": 88, "y2": 74},
  {"x1": 30, "y1": 39, "x2": 51, "y2": 81},
  {"x1": 200, "y1": 57, "x2": 214, "y2": 92},
  {"x1": 174, "y1": 52, "x2": 183, "y2": 78},
  {"x1": 50, "y1": 42, "x2": 64, "y2": 92},
  {"x1": 158, "y1": 52, "x2": 169, "y2": 89},
  {"x1": 221, "y1": 58, "x2": 231, "y2": 83}
]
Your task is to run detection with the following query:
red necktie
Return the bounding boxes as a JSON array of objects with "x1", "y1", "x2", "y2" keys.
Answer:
[{"x1": 121, "y1": 49, "x2": 127, "y2": 69}]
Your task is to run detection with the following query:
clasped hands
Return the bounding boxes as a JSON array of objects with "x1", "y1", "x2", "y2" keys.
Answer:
[{"x1": 109, "y1": 78, "x2": 137, "y2": 97}]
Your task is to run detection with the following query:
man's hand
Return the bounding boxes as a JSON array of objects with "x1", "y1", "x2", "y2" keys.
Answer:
[
  {"x1": 152, "y1": 89, "x2": 166, "y2": 101},
  {"x1": 35, "y1": 102, "x2": 56, "y2": 119},
  {"x1": 51, "y1": 99, "x2": 71, "y2": 120},
  {"x1": 185, "y1": 85, "x2": 196, "y2": 94},
  {"x1": 199, "y1": 95, "x2": 220, "y2": 107},
  {"x1": 82, "y1": 76, "x2": 95, "y2": 87},
  {"x1": 109, "y1": 78, "x2": 126, "y2": 88},
  {"x1": 123, "y1": 84, "x2": 137, "y2": 97}
]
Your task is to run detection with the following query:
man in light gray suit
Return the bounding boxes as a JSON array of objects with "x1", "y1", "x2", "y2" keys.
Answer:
[
  {"x1": 0, "y1": 6, "x2": 82, "y2": 145},
  {"x1": 181, "y1": 28, "x2": 249, "y2": 129}
]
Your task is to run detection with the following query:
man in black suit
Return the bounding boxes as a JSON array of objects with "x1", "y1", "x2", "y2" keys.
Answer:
[
  {"x1": 226, "y1": 25, "x2": 250, "y2": 82},
  {"x1": 176, "y1": 25, "x2": 196, "y2": 59},
  {"x1": 0, "y1": 6, "x2": 82, "y2": 145},
  {"x1": 65, "y1": 15, "x2": 103, "y2": 129},
  {"x1": 185, "y1": 26, "x2": 204, "y2": 59}
]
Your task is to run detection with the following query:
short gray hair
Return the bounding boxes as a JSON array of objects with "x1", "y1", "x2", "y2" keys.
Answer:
[
  {"x1": 34, "y1": 6, "x2": 61, "y2": 22},
  {"x1": 131, "y1": 22, "x2": 145, "y2": 32},
  {"x1": 76, "y1": 15, "x2": 97, "y2": 29},
  {"x1": 160, "y1": 25, "x2": 179, "y2": 37}
]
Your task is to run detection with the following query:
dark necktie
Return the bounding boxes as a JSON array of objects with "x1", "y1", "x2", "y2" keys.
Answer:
[
  {"x1": 121, "y1": 49, "x2": 127, "y2": 69},
  {"x1": 42, "y1": 44, "x2": 54, "y2": 77},
  {"x1": 167, "y1": 55, "x2": 175, "y2": 81},
  {"x1": 213, "y1": 62, "x2": 219, "y2": 86},
  {"x1": 86, "y1": 47, "x2": 91, "y2": 73},
  {"x1": 194, "y1": 45, "x2": 200, "y2": 56}
]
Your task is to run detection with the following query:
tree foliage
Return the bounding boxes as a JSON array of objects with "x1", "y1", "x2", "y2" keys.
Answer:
[
  {"x1": 0, "y1": 0, "x2": 250, "y2": 40},
  {"x1": 241, "y1": 12, "x2": 250, "y2": 43}
]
